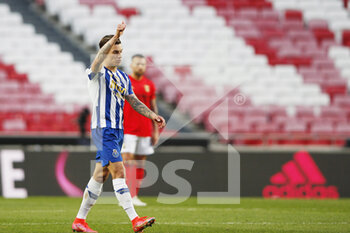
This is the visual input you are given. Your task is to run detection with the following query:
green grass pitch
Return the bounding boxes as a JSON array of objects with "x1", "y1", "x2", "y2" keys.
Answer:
[{"x1": 0, "y1": 197, "x2": 349, "y2": 233}]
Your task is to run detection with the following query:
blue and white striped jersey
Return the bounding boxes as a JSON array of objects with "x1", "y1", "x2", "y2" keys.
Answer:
[{"x1": 86, "y1": 66, "x2": 133, "y2": 129}]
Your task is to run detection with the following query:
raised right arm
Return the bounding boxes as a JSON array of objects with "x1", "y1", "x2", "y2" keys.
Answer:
[{"x1": 90, "y1": 21, "x2": 126, "y2": 73}]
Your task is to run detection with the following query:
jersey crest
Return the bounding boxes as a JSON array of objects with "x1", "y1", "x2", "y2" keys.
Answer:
[{"x1": 144, "y1": 84, "x2": 150, "y2": 93}]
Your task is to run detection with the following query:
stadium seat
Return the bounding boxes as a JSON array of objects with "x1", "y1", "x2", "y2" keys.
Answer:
[
  {"x1": 283, "y1": 121, "x2": 307, "y2": 133},
  {"x1": 335, "y1": 122, "x2": 350, "y2": 134},
  {"x1": 310, "y1": 122, "x2": 334, "y2": 134},
  {"x1": 229, "y1": 122, "x2": 252, "y2": 134},
  {"x1": 284, "y1": 10, "x2": 303, "y2": 21},
  {"x1": 308, "y1": 19, "x2": 329, "y2": 30}
]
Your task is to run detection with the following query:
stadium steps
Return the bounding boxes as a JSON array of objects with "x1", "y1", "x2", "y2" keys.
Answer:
[{"x1": 0, "y1": 0, "x2": 90, "y2": 66}]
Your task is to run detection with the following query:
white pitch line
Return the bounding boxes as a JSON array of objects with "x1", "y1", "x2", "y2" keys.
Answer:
[
  {"x1": 0, "y1": 222, "x2": 348, "y2": 226},
  {"x1": 6, "y1": 210, "x2": 66, "y2": 213}
]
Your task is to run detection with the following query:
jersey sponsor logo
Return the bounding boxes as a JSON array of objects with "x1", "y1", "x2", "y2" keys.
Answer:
[
  {"x1": 262, "y1": 151, "x2": 339, "y2": 199},
  {"x1": 144, "y1": 84, "x2": 150, "y2": 93},
  {"x1": 110, "y1": 79, "x2": 126, "y2": 99}
]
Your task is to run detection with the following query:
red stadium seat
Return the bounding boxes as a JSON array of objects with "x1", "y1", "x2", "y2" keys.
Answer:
[
  {"x1": 295, "y1": 40, "x2": 318, "y2": 50},
  {"x1": 298, "y1": 115, "x2": 317, "y2": 127},
  {"x1": 303, "y1": 49, "x2": 328, "y2": 59},
  {"x1": 287, "y1": 30, "x2": 314, "y2": 42},
  {"x1": 278, "y1": 47, "x2": 302, "y2": 58},
  {"x1": 232, "y1": 1, "x2": 254, "y2": 10},
  {"x1": 320, "y1": 69, "x2": 341, "y2": 79},
  {"x1": 182, "y1": 0, "x2": 207, "y2": 9},
  {"x1": 322, "y1": 79, "x2": 347, "y2": 98},
  {"x1": 267, "y1": 106, "x2": 287, "y2": 118},
  {"x1": 255, "y1": 122, "x2": 280, "y2": 133},
  {"x1": 321, "y1": 40, "x2": 340, "y2": 50},
  {"x1": 333, "y1": 95, "x2": 350, "y2": 108},
  {"x1": 335, "y1": 122, "x2": 350, "y2": 135},
  {"x1": 255, "y1": 1, "x2": 272, "y2": 10},
  {"x1": 217, "y1": 8, "x2": 235, "y2": 20},
  {"x1": 298, "y1": 69, "x2": 321, "y2": 80},
  {"x1": 303, "y1": 77, "x2": 325, "y2": 86},
  {"x1": 312, "y1": 29, "x2": 335, "y2": 44},
  {"x1": 308, "y1": 20, "x2": 329, "y2": 30},
  {"x1": 237, "y1": 9, "x2": 259, "y2": 19},
  {"x1": 320, "y1": 106, "x2": 346, "y2": 118},
  {"x1": 118, "y1": 8, "x2": 139, "y2": 19},
  {"x1": 342, "y1": 30, "x2": 350, "y2": 47},
  {"x1": 283, "y1": 121, "x2": 307, "y2": 133},
  {"x1": 284, "y1": 10, "x2": 303, "y2": 21},
  {"x1": 312, "y1": 58, "x2": 336, "y2": 70},
  {"x1": 260, "y1": 9, "x2": 280, "y2": 20},
  {"x1": 295, "y1": 106, "x2": 315, "y2": 117},
  {"x1": 273, "y1": 116, "x2": 299, "y2": 126},
  {"x1": 282, "y1": 20, "x2": 304, "y2": 31},
  {"x1": 206, "y1": 0, "x2": 228, "y2": 9},
  {"x1": 310, "y1": 122, "x2": 334, "y2": 134},
  {"x1": 229, "y1": 106, "x2": 247, "y2": 117},
  {"x1": 229, "y1": 121, "x2": 252, "y2": 133},
  {"x1": 80, "y1": 0, "x2": 117, "y2": 9},
  {"x1": 262, "y1": 28, "x2": 285, "y2": 39},
  {"x1": 256, "y1": 20, "x2": 280, "y2": 30},
  {"x1": 243, "y1": 115, "x2": 268, "y2": 126},
  {"x1": 235, "y1": 28, "x2": 261, "y2": 39},
  {"x1": 228, "y1": 19, "x2": 253, "y2": 30},
  {"x1": 241, "y1": 106, "x2": 267, "y2": 117}
]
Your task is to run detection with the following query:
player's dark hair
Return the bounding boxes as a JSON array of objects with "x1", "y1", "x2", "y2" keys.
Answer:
[
  {"x1": 99, "y1": 35, "x2": 121, "y2": 49},
  {"x1": 132, "y1": 54, "x2": 145, "y2": 60}
]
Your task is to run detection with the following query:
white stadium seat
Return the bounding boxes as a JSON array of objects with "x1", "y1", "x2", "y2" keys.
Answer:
[{"x1": 59, "y1": 5, "x2": 90, "y2": 26}]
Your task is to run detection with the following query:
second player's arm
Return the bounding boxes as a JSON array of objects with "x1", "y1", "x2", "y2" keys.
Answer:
[
  {"x1": 150, "y1": 98, "x2": 160, "y2": 145},
  {"x1": 125, "y1": 94, "x2": 165, "y2": 128}
]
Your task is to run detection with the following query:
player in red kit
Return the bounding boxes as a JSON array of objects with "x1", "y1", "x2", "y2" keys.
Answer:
[{"x1": 122, "y1": 54, "x2": 159, "y2": 206}]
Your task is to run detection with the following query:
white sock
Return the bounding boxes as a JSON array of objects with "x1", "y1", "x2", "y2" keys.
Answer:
[
  {"x1": 113, "y1": 178, "x2": 138, "y2": 221},
  {"x1": 76, "y1": 177, "x2": 103, "y2": 219}
]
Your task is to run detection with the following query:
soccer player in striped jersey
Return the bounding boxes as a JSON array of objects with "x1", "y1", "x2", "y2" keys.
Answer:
[{"x1": 72, "y1": 22, "x2": 165, "y2": 233}]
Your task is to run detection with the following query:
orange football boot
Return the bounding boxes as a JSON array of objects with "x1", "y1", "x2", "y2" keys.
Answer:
[
  {"x1": 72, "y1": 218, "x2": 98, "y2": 232},
  {"x1": 132, "y1": 216, "x2": 156, "y2": 233}
]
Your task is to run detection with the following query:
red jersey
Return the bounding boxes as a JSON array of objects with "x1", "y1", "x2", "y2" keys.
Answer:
[{"x1": 123, "y1": 75, "x2": 156, "y2": 137}]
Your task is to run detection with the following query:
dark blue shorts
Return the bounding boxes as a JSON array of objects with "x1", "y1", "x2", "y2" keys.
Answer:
[{"x1": 91, "y1": 128, "x2": 124, "y2": 167}]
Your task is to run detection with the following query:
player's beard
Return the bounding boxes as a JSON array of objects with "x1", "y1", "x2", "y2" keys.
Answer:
[{"x1": 135, "y1": 70, "x2": 144, "y2": 77}]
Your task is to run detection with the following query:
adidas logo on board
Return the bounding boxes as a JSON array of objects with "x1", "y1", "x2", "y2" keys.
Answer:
[{"x1": 263, "y1": 151, "x2": 339, "y2": 199}]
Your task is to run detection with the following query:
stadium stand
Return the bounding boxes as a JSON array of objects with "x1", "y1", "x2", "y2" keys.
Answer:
[
  {"x1": 201, "y1": 0, "x2": 350, "y2": 145},
  {"x1": 0, "y1": 3, "x2": 89, "y2": 134},
  {"x1": 1, "y1": 0, "x2": 350, "y2": 145},
  {"x1": 2, "y1": 0, "x2": 89, "y2": 65}
]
